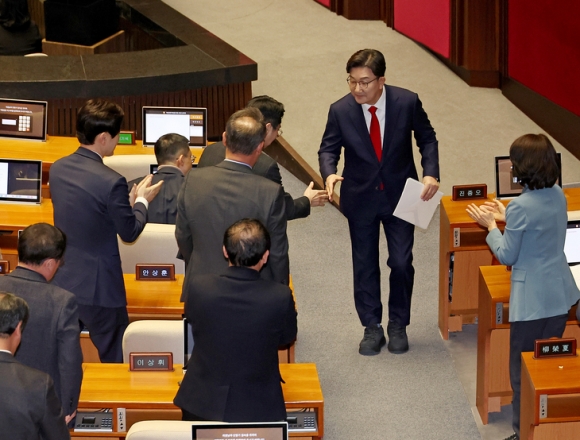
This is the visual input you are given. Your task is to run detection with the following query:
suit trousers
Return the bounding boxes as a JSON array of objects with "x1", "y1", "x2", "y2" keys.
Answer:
[
  {"x1": 509, "y1": 314, "x2": 567, "y2": 436},
  {"x1": 347, "y1": 191, "x2": 415, "y2": 328},
  {"x1": 78, "y1": 304, "x2": 129, "y2": 363}
]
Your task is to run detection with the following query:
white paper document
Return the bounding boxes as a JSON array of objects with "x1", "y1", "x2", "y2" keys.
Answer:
[{"x1": 393, "y1": 178, "x2": 443, "y2": 229}]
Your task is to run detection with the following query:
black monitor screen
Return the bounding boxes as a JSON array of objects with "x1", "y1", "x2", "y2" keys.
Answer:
[
  {"x1": 0, "y1": 98, "x2": 47, "y2": 141},
  {"x1": 0, "y1": 158, "x2": 42, "y2": 204}
]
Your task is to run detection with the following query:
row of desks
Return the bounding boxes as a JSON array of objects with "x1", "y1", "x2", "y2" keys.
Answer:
[
  {"x1": 438, "y1": 188, "x2": 580, "y2": 339},
  {"x1": 73, "y1": 362, "x2": 324, "y2": 440}
]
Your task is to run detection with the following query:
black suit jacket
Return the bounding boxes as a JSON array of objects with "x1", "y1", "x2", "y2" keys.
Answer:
[
  {"x1": 49, "y1": 147, "x2": 148, "y2": 307},
  {"x1": 0, "y1": 267, "x2": 83, "y2": 416},
  {"x1": 128, "y1": 166, "x2": 184, "y2": 224},
  {"x1": 175, "y1": 160, "x2": 289, "y2": 301},
  {"x1": 319, "y1": 85, "x2": 439, "y2": 219},
  {"x1": 0, "y1": 352, "x2": 69, "y2": 440},
  {"x1": 174, "y1": 266, "x2": 297, "y2": 422},
  {"x1": 198, "y1": 142, "x2": 310, "y2": 220}
]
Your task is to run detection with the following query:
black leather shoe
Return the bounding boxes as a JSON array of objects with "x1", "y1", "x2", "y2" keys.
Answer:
[
  {"x1": 503, "y1": 433, "x2": 518, "y2": 440},
  {"x1": 358, "y1": 324, "x2": 386, "y2": 356},
  {"x1": 386, "y1": 321, "x2": 409, "y2": 354}
]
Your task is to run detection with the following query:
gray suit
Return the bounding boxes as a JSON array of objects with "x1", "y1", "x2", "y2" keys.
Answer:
[
  {"x1": 175, "y1": 160, "x2": 289, "y2": 301},
  {"x1": 0, "y1": 266, "x2": 83, "y2": 416},
  {"x1": 198, "y1": 142, "x2": 310, "y2": 220},
  {"x1": 0, "y1": 351, "x2": 69, "y2": 440}
]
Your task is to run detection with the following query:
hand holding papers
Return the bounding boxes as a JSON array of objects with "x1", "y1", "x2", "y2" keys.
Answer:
[{"x1": 393, "y1": 178, "x2": 443, "y2": 229}]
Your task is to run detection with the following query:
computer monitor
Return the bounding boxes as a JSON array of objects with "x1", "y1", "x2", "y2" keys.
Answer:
[
  {"x1": 0, "y1": 158, "x2": 42, "y2": 204},
  {"x1": 565, "y1": 220, "x2": 580, "y2": 266},
  {"x1": 142, "y1": 106, "x2": 207, "y2": 147},
  {"x1": 191, "y1": 422, "x2": 288, "y2": 440},
  {"x1": 0, "y1": 98, "x2": 48, "y2": 141},
  {"x1": 494, "y1": 153, "x2": 562, "y2": 199}
]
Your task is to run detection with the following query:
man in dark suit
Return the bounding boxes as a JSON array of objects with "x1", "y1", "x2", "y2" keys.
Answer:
[
  {"x1": 176, "y1": 107, "x2": 289, "y2": 293},
  {"x1": 0, "y1": 223, "x2": 82, "y2": 424},
  {"x1": 128, "y1": 133, "x2": 193, "y2": 224},
  {"x1": 49, "y1": 99, "x2": 163, "y2": 363},
  {"x1": 318, "y1": 49, "x2": 440, "y2": 356},
  {"x1": 174, "y1": 218, "x2": 297, "y2": 422},
  {"x1": 0, "y1": 292, "x2": 70, "y2": 440},
  {"x1": 198, "y1": 95, "x2": 327, "y2": 220}
]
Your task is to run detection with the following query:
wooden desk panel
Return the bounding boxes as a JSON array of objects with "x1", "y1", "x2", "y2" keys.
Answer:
[
  {"x1": 77, "y1": 363, "x2": 323, "y2": 439},
  {"x1": 439, "y1": 188, "x2": 580, "y2": 339},
  {"x1": 476, "y1": 265, "x2": 580, "y2": 424},
  {"x1": 521, "y1": 351, "x2": 580, "y2": 439}
]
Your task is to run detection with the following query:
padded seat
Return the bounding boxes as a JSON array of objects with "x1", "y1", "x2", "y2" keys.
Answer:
[
  {"x1": 103, "y1": 154, "x2": 156, "y2": 182},
  {"x1": 126, "y1": 421, "x2": 224, "y2": 440},
  {"x1": 122, "y1": 320, "x2": 184, "y2": 365},
  {"x1": 118, "y1": 223, "x2": 184, "y2": 274}
]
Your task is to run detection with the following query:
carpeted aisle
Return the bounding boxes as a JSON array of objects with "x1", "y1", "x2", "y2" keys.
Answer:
[{"x1": 162, "y1": 1, "x2": 580, "y2": 438}]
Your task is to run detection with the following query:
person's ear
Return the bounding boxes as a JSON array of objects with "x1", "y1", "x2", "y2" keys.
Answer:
[
  {"x1": 222, "y1": 132, "x2": 227, "y2": 146},
  {"x1": 261, "y1": 250, "x2": 270, "y2": 265},
  {"x1": 222, "y1": 245, "x2": 229, "y2": 260}
]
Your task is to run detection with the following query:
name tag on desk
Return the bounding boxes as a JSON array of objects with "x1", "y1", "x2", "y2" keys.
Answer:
[
  {"x1": 129, "y1": 352, "x2": 174, "y2": 371},
  {"x1": 534, "y1": 338, "x2": 577, "y2": 359},
  {"x1": 135, "y1": 264, "x2": 175, "y2": 281}
]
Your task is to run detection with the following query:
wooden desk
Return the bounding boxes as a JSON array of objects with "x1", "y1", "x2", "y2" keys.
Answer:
[
  {"x1": 439, "y1": 188, "x2": 580, "y2": 339},
  {"x1": 73, "y1": 362, "x2": 324, "y2": 440},
  {"x1": 476, "y1": 265, "x2": 580, "y2": 424},
  {"x1": 521, "y1": 351, "x2": 580, "y2": 439}
]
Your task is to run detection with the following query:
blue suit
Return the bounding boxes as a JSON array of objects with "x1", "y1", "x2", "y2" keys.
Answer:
[
  {"x1": 486, "y1": 184, "x2": 580, "y2": 436},
  {"x1": 487, "y1": 185, "x2": 580, "y2": 321},
  {"x1": 50, "y1": 147, "x2": 148, "y2": 362},
  {"x1": 318, "y1": 85, "x2": 438, "y2": 327}
]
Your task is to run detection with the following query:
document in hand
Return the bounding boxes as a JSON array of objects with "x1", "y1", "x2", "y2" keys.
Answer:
[{"x1": 393, "y1": 178, "x2": 443, "y2": 229}]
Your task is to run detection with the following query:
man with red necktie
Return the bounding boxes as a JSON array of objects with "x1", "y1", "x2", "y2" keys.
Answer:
[{"x1": 318, "y1": 49, "x2": 440, "y2": 356}]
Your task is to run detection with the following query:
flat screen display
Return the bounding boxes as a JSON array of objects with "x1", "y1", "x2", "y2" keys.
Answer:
[
  {"x1": 142, "y1": 106, "x2": 207, "y2": 147},
  {"x1": 0, "y1": 98, "x2": 47, "y2": 141},
  {"x1": 565, "y1": 220, "x2": 580, "y2": 265},
  {"x1": 495, "y1": 153, "x2": 562, "y2": 198},
  {"x1": 0, "y1": 158, "x2": 42, "y2": 204},
  {"x1": 192, "y1": 422, "x2": 288, "y2": 440}
]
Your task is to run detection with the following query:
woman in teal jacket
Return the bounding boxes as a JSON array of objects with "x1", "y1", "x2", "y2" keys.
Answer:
[{"x1": 467, "y1": 133, "x2": 580, "y2": 440}]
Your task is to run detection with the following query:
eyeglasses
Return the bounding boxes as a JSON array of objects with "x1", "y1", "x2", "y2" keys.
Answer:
[
  {"x1": 346, "y1": 76, "x2": 379, "y2": 90},
  {"x1": 277, "y1": 128, "x2": 283, "y2": 137},
  {"x1": 190, "y1": 154, "x2": 196, "y2": 166}
]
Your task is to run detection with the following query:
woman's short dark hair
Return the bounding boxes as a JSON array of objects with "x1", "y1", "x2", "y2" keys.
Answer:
[
  {"x1": 76, "y1": 99, "x2": 124, "y2": 146},
  {"x1": 346, "y1": 49, "x2": 386, "y2": 78},
  {"x1": 510, "y1": 133, "x2": 560, "y2": 190}
]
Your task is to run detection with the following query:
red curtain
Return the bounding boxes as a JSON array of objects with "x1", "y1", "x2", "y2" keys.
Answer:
[
  {"x1": 509, "y1": 0, "x2": 580, "y2": 117},
  {"x1": 394, "y1": 0, "x2": 450, "y2": 58}
]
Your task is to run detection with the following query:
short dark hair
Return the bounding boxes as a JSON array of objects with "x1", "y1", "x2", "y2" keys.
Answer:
[
  {"x1": 154, "y1": 133, "x2": 190, "y2": 165},
  {"x1": 224, "y1": 107, "x2": 266, "y2": 155},
  {"x1": 18, "y1": 223, "x2": 66, "y2": 265},
  {"x1": 510, "y1": 133, "x2": 560, "y2": 190},
  {"x1": 223, "y1": 218, "x2": 271, "y2": 267},
  {"x1": 76, "y1": 99, "x2": 124, "y2": 146},
  {"x1": 0, "y1": 292, "x2": 29, "y2": 337},
  {"x1": 247, "y1": 95, "x2": 285, "y2": 128},
  {"x1": 346, "y1": 49, "x2": 386, "y2": 78},
  {"x1": 0, "y1": 0, "x2": 32, "y2": 31}
]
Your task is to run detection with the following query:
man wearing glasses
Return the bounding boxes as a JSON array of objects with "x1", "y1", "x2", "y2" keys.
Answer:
[
  {"x1": 199, "y1": 95, "x2": 327, "y2": 220},
  {"x1": 318, "y1": 49, "x2": 440, "y2": 356}
]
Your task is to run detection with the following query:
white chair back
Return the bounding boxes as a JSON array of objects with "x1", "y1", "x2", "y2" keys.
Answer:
[
  {"x1": 118, "y1": 223, "x2": 184, "y2": 274},
  {"x1": 122, "y1": 320, "x2": 184, "y2": 365}
]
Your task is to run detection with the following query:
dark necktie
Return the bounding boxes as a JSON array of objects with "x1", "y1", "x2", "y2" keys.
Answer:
[{"x1": 368, "y1": 106, "x2": 382, "y2": 162}]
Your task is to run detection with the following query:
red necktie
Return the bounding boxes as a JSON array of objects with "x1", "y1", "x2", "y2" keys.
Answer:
[{"x1": 368, "y1": 106, "x2": 382, "y2": 162}]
